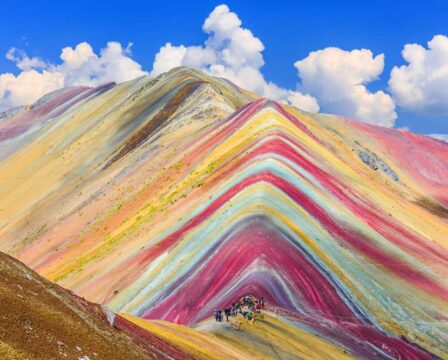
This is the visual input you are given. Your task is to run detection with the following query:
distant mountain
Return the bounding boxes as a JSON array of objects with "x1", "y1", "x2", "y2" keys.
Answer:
[
  {"x1": 0, "y1": 67, "x2": 447, "y2": 359},
  {"x1": 429, "y1": 133, "x2": 448, "y2": 143}
]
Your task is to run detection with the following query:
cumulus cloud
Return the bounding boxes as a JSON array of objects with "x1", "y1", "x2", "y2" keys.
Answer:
[
  {"x1": 0, "y1": 42, "x2": 147, "y2": 111},
  {"x1": 6, "y1": 48, "x2": 47, "y2": 71},
  {"x1": 151, "y1": 4, "x2": 319, "y2": 112},
  {"x1": 0, "y1": 71, "x2": 64, "y2": 111},
  {"x1": 389, "y1": 35, "x2": 448, "y2": 116},
  {"x1": 294, "y1": 48, "x2": 397, "y2": 127}
]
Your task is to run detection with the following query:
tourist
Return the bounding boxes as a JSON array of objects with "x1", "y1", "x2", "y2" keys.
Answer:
[{"x1": 213, "y1": 294, "x2": 265, "y2": 325}]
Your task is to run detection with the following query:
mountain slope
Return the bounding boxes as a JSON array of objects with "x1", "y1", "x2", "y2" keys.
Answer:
[
  {"x1": 0, "y1": 251, "x2": 194, "y2": 360},
  {"x1": 0, "y1": 67, "x2": 447, "y2": 359},
  {"x1": 123, "y1": 313, "x2": 357, "y2": 360}
]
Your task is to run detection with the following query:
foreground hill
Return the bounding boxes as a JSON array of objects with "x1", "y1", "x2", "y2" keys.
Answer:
[
  {"x1": 0, "y1": 67, "x2": 447, "y2": 359},
  {"x1": 0, "y1": 251, "x2": 193, "y2": 359}
]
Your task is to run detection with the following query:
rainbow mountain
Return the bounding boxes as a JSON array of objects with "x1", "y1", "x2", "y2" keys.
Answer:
[{"x1": 0, "y1": 67, "x2": 447, "y2": 359}]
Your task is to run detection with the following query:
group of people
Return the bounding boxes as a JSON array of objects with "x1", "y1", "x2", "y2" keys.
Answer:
[{"x1": 214, "y1": 295, "x2": 265, "y2": 324}]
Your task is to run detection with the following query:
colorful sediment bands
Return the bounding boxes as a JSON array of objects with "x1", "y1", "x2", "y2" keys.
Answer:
[
  {"x1": 122, "y1": 313, "x2": 358, "y2": 360},
  {"x1": 0, "y1": 67, "x2": 447, "y2": 359}
]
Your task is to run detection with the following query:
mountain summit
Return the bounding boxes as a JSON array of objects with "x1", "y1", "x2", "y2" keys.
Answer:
[{"x1": 0, "y1": 67, "x2": 447, "y2": 359}]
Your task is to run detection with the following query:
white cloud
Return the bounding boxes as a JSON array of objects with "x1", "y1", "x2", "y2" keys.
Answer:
[
  {"x1": 389, "y1": 35, "x2": 448, "y2": 116},
  {"x1": 0, "y1": 42, "x2": 147, "y2": 111},
  {"x1": 151, "y1": 4, "x2": 319, "y2": 112},
  {"x1": 0, "y1": 70, "x2": 64, "y2": 111},
  {"x1": 58, "y1": 42, "x2": 147, "y2": 86},
  {"x1": 6, "y1": 48, "x2": 47, "y2": 71},
  {"x1": 294, "y1": 48, "x2": 397, "y2": 127},
  {"x1": 151, "y1": 43, "x2": 187, "y2": 77}
]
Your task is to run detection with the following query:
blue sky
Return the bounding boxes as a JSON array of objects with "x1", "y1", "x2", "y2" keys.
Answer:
[{"x1": 1, "y1": 0, "x2": 447, "y2": 134}]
